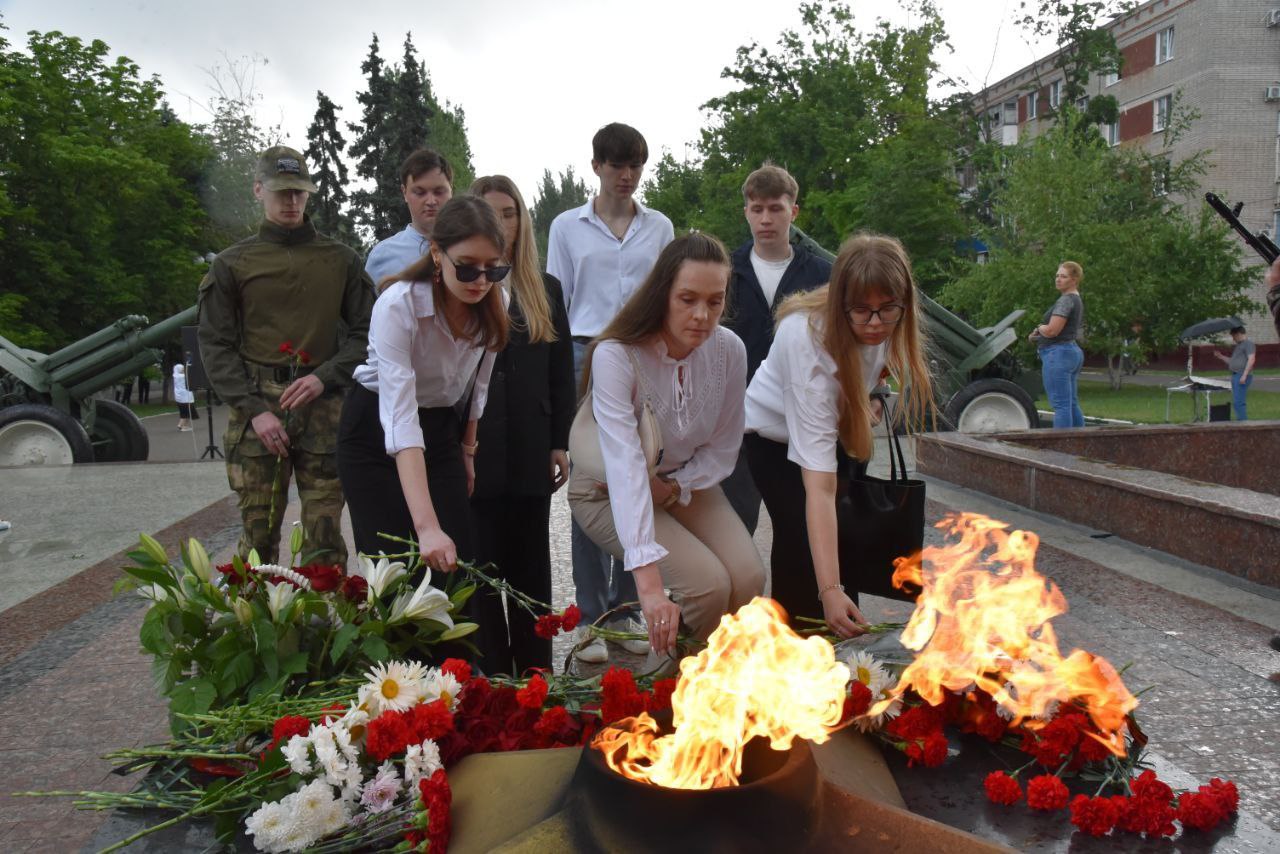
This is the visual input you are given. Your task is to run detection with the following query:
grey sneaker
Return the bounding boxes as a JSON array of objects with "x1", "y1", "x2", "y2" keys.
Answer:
[
  {"x1": 572, "y1": 628, "x2": 608, "y2": 664},
  {"x1": 613, "y1": 617, "x2": 653, "y2": 655}
]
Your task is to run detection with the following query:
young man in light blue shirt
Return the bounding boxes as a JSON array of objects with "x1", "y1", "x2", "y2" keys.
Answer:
[
  {"x1": 547, "y1": 123, "x2": 674, "y2": 662},
  {"x1": 365, "y1": 149, "x2": 453, "y2": 287}
]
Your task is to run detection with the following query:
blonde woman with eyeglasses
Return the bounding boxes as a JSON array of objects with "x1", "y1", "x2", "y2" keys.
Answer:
[{"x1": 744, "y1": 233, "x2": 933, "y2": 639}]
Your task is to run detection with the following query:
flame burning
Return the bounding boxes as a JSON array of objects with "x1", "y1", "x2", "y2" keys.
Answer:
[
  {"x1": 592, "y1": 597, "x2": 849, "y2": 789},
  {"x1": 881, "y1": 513, "x2": 1138, "y2": 753}
]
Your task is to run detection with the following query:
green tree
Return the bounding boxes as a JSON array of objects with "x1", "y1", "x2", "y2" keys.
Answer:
[
  {"x1": 941, "y1": 108, "x2": 1256, "y2": 388},
  {"x1": 0, "y1": 27, "x2": 211, "y2": 349},
  {"x1": 531, "y1": 166, "x2": 590, "y2": 260},
  {"x1": 347, "y1": 35, "x2": 396, "y2": 239},
  {"x1": 305, "y1": 90, "x2": 361, "y2": 250}
]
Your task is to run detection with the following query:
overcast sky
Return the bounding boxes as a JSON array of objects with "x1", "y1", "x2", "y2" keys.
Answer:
[{"x1": 1, "y1": 0, "x2": 1055, "y2": 201}]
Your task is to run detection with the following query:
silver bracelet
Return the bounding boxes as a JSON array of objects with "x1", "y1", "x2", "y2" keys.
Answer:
[{"x1": 817, "y1": 582, "x2": 845, "y2": 601}]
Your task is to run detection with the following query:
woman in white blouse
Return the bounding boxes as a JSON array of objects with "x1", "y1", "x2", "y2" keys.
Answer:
[
  {"x1": 569, "y1": 233, "x2": 765, "y2": 657},
  {"x1": 337, "y1": 196, "x2": 509, "y2": 572},
  {"x1": 744, "y1": 233, "x2": 933, "y2": 639}
]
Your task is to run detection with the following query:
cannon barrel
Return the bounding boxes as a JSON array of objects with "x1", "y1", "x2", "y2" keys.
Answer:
[{"x1": 41, "y1": 306, "x2": 197, "y2": 399}]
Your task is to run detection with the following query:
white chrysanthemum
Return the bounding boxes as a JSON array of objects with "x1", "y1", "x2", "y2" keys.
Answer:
[
  {"x1": 360, "y1": 762, "x2": 402, "y2": 814},
  {"x1": 403, "y1": 739, "x2": 443, "y2": 789},
  {"x1": 422, "y1": 669, "x2": 462, "y2": 709},
  {"x1": 354, "y1": 554, "x2": 408, "y2": 599},
  {"x1": 255, "y1": 564, "x2": 313, "y2": 591},
  {"x1": 281, "y1": 733, "x2": 313, "y2": 775},
  {"x1": 245, "y1": 801, "x2": 289, "y2": 851},
  {"x1": 363, "y1": 660, "x2": 428, "y2": 714}
]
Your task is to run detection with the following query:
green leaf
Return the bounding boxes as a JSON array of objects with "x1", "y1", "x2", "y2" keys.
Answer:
[
  {"x1": 439, "y1": 622, "x2": 479, "y2": 641},
  {"x1": 329, "y1": 624, "x2": 360, "y2": 663},
  {"x1": 281, "y1": 651, "x2": 308, "y2": 677},
  {"x1": 169, "y1": 677, "x2": 216, "y2": 716},
  {"x1": 123, "y1": 565, "x2": 177, "y2": 589},
  {"x1": 220, "y1": 650, "x2": 255, "y2": 696},
  {"x1": 448, "y1": 583, "x2": 477, "y2": 609},
  {"x1": 360, "y1": 634, "x2": 390, "y2": 662},
  {"x1": 253, "y1": 618, "x2": 277, "y2": 653},
  {"x1": 139, "y1": 608, "x2": 170, "y2": 655}
]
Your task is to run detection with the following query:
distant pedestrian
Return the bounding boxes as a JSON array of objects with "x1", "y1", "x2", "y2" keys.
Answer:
[
  {"x1": 1213, "y1": 326, "x2": 1256, "y2": 420},
  {"x1": 173, "y1": 363, "x2": 195, "y2": 431},
  {"x1": 117, "y1": 376, "x2": 134, "y2": 405},
  {"x1": 137, "y1": 370, "x2": 152, "y2": 405},
  {"x1": 1029, "y1": 261, "x2": 1085, "y2": 428}
]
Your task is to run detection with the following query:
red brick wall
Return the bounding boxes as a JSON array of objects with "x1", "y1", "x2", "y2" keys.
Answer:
[
  {"x1": 1121, "y1": 33, "x2": 1156, "y2": 78},
  {"x1": 1119, "y1": 100, "x2": 1153, "y2": 141}
]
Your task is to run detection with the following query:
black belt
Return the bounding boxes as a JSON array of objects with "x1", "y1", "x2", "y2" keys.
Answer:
[{"x1": 248, "y1": 363, "x2": 316, "y2": 383}]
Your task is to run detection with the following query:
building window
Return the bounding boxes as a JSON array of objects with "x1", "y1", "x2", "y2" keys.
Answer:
[
  {"x1": 1077, "y1": 95, "x2": 1090, "y2": 112},
  {"x1": 1154, "y1": 94, "x2": 1173, "y2": 132},
  {"x1": 1027, "y1": 91, "x2": 1038, "y2": 119},
  {"x1": 1003, "y1": 100, "x2": 1018, "y2": 125},
  {"x1": 1156, "y1": 26, "x2": 1175, "y2": 64},
  {"x1": 1104, "y1": 122, "x2": 1119, "y2": 146},
  {"x1": 1104, "y1": 70, "x2": 1119, "y2": 87},
  {"x1": 1273, "y1": 210, "x2": 1280, "y2": 240},
  {"x1": 1152, "y1": 160, "x2": 1170, "y2": 196},
  {"x1": 1049, "y1": 80, "x2": 1062, "y2": 109}
]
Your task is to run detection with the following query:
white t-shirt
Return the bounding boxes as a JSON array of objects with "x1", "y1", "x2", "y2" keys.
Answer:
[
  {"x1": 173, "y1": 365, "x2": 195, "y2": 404},
  {"x1": 749, "y1": 248, "x2": 793, "y2": 307},
  {"x1": 744, "y1": 311, "x2": 887, "y2": 473}
]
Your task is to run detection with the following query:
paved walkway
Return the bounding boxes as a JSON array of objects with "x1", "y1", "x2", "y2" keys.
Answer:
[{"x1": 0, "y1": 426, "x2": 1276, "y2": 851}]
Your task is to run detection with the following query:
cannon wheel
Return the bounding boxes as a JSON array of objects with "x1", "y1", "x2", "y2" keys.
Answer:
[
  {"x1": 0, "y1": 403, "x2": 95, "y2": 465},
  {"x1": 89, "y1": 399, "x2": 150, "y2": 462},
  {"x1": 943, "y1": 378, "x2": 1039, "y2": 433}
]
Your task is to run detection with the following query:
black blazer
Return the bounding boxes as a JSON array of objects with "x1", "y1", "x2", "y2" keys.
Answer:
[{"x1": 472, "y1": 273, "x2": 575, "y2": 498}]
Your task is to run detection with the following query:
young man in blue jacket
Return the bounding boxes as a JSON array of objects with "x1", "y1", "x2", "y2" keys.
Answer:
[{"x1": 722, "y1": 163, "x2": 832, "y2": 532}]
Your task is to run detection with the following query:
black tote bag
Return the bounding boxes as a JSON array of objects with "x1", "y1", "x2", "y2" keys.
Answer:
[{"x1": 836, "y1": 393, "x2": 925, "y2": 602}]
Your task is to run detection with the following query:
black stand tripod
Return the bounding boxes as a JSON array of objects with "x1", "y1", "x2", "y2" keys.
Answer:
[{"x1": 200, "y1": 387, "x2": 223, "y2": 460}]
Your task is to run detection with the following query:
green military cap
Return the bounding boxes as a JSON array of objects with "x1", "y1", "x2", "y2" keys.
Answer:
[{"x1": 255, "y1": 146, "x2": 319, "y2": 192}]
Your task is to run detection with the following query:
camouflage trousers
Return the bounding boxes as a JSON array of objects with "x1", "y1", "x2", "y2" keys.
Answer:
[{"x1": 225, "y1": 379, "x2": 348, "y2": 568}]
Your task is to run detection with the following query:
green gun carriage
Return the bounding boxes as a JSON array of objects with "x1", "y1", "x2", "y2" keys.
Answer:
[{"x1": 0, "y1": 306, "x2": 195, "y2": 465}]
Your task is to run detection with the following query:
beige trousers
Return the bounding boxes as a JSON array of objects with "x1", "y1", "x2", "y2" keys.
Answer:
[{"x1": 568, "y1": 475, "x2": 766, "y2": 641}]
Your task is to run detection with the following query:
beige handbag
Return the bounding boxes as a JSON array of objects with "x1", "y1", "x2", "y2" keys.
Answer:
[{"x1": 568, "y1": 347, "x2": 663, "y2": 481}]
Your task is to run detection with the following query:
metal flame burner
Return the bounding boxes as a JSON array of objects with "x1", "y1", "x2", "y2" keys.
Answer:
[{"x1": 572, "y1": 716, "x2": 822, "y2": 853}]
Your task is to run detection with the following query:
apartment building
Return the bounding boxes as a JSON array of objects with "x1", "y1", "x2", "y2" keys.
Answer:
[{"x1": 973, "y1": 0, "x2": 1280, "y2": 345}]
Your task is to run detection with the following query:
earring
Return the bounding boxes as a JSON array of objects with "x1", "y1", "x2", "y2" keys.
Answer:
[{"x1": 433, "y1": 264, "x2": 443, "y2": 287}]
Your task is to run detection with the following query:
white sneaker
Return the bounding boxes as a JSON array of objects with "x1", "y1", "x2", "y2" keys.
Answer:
[
  {"x1": 573, "y1": 629, "x2": 609, "y2": 664},
  {"x1": 613, "y1": 617, "x2": 653, "y2": 656}
]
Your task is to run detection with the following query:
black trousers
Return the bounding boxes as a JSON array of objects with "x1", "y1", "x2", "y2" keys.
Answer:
[
  {"x1": 470, "y1": 495, "x2": 553, "y2": 675},
  {"x1": 744, "y1": 432, "x2": 858, "y2": 624},
  {"x1": 337, "y1": 384, "x2": 475, "y2": 564}
]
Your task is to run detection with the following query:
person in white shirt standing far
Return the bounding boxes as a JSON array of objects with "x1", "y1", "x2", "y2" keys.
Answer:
[
  {"x1": 547, "y1": 123, "x2": 674, "y2": 663},
  {"x1": 364, "y1": 149, "x2": 454, "y2": 287},
  {"x1": 743, "y1": 233, "x2": 934, "y2": 640},
  {"x1": 569, "y1": 232, "x2": 764, "y2": 663}
]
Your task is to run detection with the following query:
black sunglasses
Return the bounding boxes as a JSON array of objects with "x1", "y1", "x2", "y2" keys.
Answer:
[{"x1": 443, "y1": 250, "x2": 510, "y2": 284}]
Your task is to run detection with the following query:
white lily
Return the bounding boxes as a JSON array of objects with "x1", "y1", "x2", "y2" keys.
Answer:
[
  {"x1": 387, "y1": 573, "x2": 453, "y2": 627},
  {"x1": 231, "y1": 595, "x2": 254, "y2": 625},
  {"x1": 265, "y1": 581, "x2": 299, "y2": 622},
  {"x1": 355, "y1": 554, "x2": 407, "y2": 600},
  {"x1": 186, "y1": 538, "x2": 212, "y2": 583}
]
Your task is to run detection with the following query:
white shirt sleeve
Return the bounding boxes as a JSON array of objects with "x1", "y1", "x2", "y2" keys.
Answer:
[
  {"x1": 592, "y1": 342, "x2": 668, "y2": 571},
  {"x1": 370, "y1": 291, "x2": 426, "y2": 455},
  {"x1": 779, "y1": 319, "x2": 841, "y2": 473},
  {"x1": 670, "y1": 333, "x2": 746, "y2": 499},
  {"x1": 546, "y1": 217, "x2": 575, "y2": 312}
]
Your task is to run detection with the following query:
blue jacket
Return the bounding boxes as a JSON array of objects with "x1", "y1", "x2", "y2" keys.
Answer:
[{"x1": 724, "y1": 239, "x2": 832, "y2": 381}]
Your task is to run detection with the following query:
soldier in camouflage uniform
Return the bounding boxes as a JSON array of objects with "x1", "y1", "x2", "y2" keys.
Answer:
[{"x1": 197, "y1": 146, "x2": 375, "y2": 567}]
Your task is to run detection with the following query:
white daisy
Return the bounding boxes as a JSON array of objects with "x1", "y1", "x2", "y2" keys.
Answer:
[
  {"x1": 422, "y1": 669, "x2": 462, "y2": 709},
  {"x1": 403, "y1": 739, "x2": 443, "y2": 789},
  {"x1": 363, "y1": 660, "x2": 428, "y2": 714}
]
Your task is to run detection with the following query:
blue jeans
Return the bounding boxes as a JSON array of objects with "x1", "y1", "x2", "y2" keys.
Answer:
[
  {"x1": 1039, "y1": 342, "x2": 1084, "y2": 428},
  {"x1": 571, "y1": 339, "x2": 635, "y2": 624},
  {"x1": 1231, "y1": 372, "x2": 1253, "y2": 420}
]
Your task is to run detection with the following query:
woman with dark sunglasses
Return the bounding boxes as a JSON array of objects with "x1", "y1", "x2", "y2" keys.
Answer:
[{"x1": 338, "y1": 195, "x2": 510, "y2": 576}]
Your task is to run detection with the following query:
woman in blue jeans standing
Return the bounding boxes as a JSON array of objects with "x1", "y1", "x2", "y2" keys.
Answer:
[{"x1": 1030, "y1": 261, "x2": 1085, "y2": 428}]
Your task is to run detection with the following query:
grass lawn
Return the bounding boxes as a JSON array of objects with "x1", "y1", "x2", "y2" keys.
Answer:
[
  {"x1": 1037, "y1": 380, "x2": 1280, "y2": 424},
  {"x1": 1126, "y1": 367, "x2": 1280, "y2": 377}
]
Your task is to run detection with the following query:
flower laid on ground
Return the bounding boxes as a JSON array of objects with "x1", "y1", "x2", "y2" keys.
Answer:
[{"x1": 365, "y1": 660, "x2": 429, "y2": 714}]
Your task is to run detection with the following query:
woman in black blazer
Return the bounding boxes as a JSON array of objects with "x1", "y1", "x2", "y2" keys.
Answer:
[{"x1": 469, "y1": 175, "x2": 576, "y2": 674}]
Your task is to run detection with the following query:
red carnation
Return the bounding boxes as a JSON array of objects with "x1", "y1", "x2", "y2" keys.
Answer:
[
  {"x1": 341, "y1": 574, "x2": 368, "y2": 601},
  {"x1": 646, "y1": 678, "x2": 678, "y2": 714},
  {"x1": 457, "y1": 678, "x2": 493, "y2": 719},
  {"x1": 1131, "y1": 770, "x2": 1173, "y2": 804},
  {"x1": 1204, "y1": 778, "x2": 1239, "y2": 813},
  {"x1": 1023, "y1": 716, "x2": 1082, "y2": 767},
  {"x1": 268, "y1": 714, "x2": 313, "y2": 751},
  {"x1": 534, "y1": 613, "x2": 563, "y2": 639},
  {"x1": 410, "y1": 699, "x2": 455, "y2": 742},
  {"x1": 366, "y1": 709, "x2": 416, "y2": 761},
  {"x1": 296, "y1": 349, "x2": 311, "y2": 365},
  {"x1": 844, "y1": 681, "x2": 873, "y2": 722},
  {"x1": 278, "y1": 341, "x2": 294, "y2": 354},
  {"x1": 1176, "y1": 790, "x2": 1229, "y2": 832},
  {"x1": 1076, "y1": 730, "x2": 1114, "y2": 763},
  {"x1": 1115, "y1": 793, "x2": 1177, "y2": 838},
  {"x1": 600, "y1": 667, "x2": 645, "y2": 723},
  {"x1": 441, "y1": 658, "x2": 472, "y2": 685},
  {"x1": 886, "y1": 702, "x2": 944, "y2": 741},
  {"x1": 983, "y1": 771, "x2": 1023, "y2": 806},
  {"x1": 296, "y1": 563, "x2": 342, "y2": 592},
  {"x1": 1069, "y1": 794, "x2": 1121, "y2": 836},
  {"x1": 533, "y1": 705, "x2": 580, "y2": 747},
  {"x1": 1026, "y1": 774, "x2": 1070, "y2": 811},
  {"x1": 516, "y1": 674, "x2": 549, "y2": 710},
  {"x1": 560, "y1": 604, "x2": 582, "y2": 631}
]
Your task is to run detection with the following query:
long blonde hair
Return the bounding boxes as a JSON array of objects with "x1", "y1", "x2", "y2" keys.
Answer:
[
  {"x1": 776, "y1": 232, "x2": 934, "y2": 461},
  {"x1": 470, "y1": 175, "x2": 557, "y2": 344}
]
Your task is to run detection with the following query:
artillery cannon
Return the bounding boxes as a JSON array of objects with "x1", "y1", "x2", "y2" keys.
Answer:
[
  {"x1": 0, "y1": 306, "x2": 196, "y2": 465},
  {"x1": 794, "y1": 228, "x2": 1041, "y2": 431}
]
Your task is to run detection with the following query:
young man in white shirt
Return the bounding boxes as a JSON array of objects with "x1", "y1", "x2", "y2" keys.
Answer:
[
  {"x1": 721, "y1": 163, "x2": 831, "y2": 533},
  {"x1": 547, "y1": 122, "x2": 674, "y2": 662},
  {"x1": 365, "y1": 149, "x2": 454, "y2": 286}
]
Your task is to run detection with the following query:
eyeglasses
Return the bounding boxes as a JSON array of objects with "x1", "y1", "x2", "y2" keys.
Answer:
[
  {"x1": 846, "y1": 304, "x2": 905, "y2": 325},
  {"x1": 443, "y1": 250, "x2": 511, "y2": 283}
]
